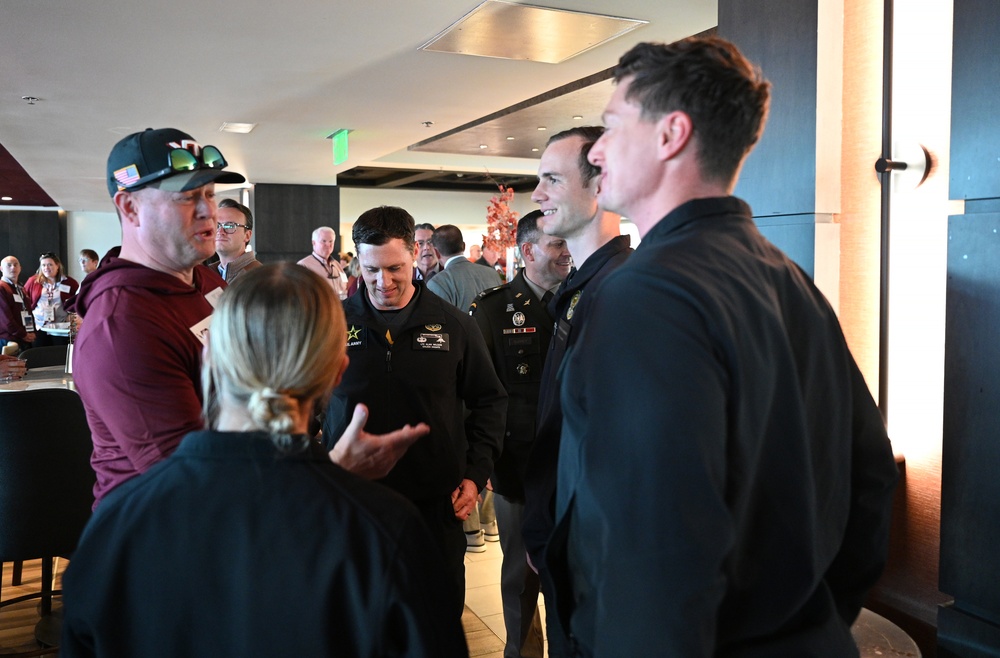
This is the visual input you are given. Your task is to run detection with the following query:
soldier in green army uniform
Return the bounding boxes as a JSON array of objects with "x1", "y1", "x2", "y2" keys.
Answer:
[{"x1": 469, "y1": 209, "x2": 571, "y2": 658}]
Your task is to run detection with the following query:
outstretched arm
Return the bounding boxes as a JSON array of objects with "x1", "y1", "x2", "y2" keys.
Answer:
[{"x1": 329, "y1": 403, "x2": 429, "y2": 479}]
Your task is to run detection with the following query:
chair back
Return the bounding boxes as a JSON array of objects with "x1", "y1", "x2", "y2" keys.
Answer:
[
  {"x1": 0, "y1": 389, "x2": 95, "y2": 561},
  {"x1": 19, "y1": 345, "x2": 69, "y2": 369}
]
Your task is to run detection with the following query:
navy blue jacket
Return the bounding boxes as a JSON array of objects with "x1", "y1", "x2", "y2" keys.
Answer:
[
  {"x1": 548, "y1": 197, "x2": 898, "y2": 656},
  {"x1": 62, "y1": 430, "x2": 468, "y2": 657}
]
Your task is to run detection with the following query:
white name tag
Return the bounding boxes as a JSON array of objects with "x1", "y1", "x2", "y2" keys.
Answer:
[
  {"x1": 190, "y1": 315, "x2": 212, "y2": 346},
  {"x1": 13, "y1": 293, "x2": 22, "y2": 303},
  {"x1": 58, "y1": 283, "x2": 72, "y2": 294},
  {"x1": 204, "y1": 287, "x2": 224, "y2": 308}
]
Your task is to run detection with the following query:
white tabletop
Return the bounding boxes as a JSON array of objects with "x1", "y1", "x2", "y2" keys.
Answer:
[{"x1": 0, "y1": 365, "x2": 75, "y2": 392}]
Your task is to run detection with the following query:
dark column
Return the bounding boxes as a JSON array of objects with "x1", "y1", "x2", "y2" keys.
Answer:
[
  {"x1": 719, "y1": 1, "x2": 820, "y2": 277},
  {"x1": 940, "y1": 1, "x2": 1000, "y2": 655},
  {"x1": 253, "y1": 184, "x2": 341, "y2": 264}
]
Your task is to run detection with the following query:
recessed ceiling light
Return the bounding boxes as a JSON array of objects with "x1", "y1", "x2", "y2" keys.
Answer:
[
  {"x1": 219, "y1": 122, "x2": 256, "y2": 134},
  {"x1": 531, "y1": 148, "x2": 539, "y2": 152},
  {"x1": 419, "y1": 0, "x2": 648, "y2": 64},
  {"x1": 506, "y1": 136, "x2": 515, "y2": 141},
  {"x1": 479, "y1": 144, "x2": 488, "y2": 149},
  {"x1": 1, "y1": 196, "x2": 12, "y2": 201},
  {"x1": 573, "y1": 115, "x2": 584, "y2": 120},
  {"x1": 537, "y1": 127, "x2": 546, "y2": 131}
]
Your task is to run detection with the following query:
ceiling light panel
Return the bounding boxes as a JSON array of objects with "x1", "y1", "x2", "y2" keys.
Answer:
[
  {"x1": 219, "y1": 122, "x2": 256, "y2": 134},
  {"x1": 419, "y1": 0, "x2": 647, "y2": 64}
]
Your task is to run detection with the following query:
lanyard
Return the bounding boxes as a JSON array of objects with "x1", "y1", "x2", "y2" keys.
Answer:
[{"x1": 312, "y1": 253, "x2": 334, "y2": 279}]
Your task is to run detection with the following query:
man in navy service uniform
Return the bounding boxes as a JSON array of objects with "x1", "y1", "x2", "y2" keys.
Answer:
[
  {"x1": 469, "y1": 209, "x2": 571, "y2": 658},
  {"x1": 321, "y1": 205, "x2": 507, "y2": 623},
  {"x1": 547, "y1": 37, "x2": 898, "y2": 656}
]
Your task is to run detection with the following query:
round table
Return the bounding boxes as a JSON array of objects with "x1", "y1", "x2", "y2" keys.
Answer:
[{"x1": 851, "y1": 608, "x2": 922, "y2": 657}]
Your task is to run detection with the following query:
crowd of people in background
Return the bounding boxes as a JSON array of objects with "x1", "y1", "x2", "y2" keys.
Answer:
[{"x1": 0, "y1": 35, "x2": 900, "y2": 658}]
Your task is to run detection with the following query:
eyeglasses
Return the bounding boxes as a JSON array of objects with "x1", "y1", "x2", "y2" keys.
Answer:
[
  {"x1": 40, "y1": 253, "x2": 56, "y2": 260},
  {"x1": 126, "y1": 145, "x2": 229, "y2": 191},
  {"x1": 217, "y1": 221, "x2": 250, "y2": 234}
]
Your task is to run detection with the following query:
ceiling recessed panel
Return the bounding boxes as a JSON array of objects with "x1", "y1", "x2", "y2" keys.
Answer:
[
  {"x1": 420, "y1": 0, "x2": 648, "y2": 64},
  {"x1": 410, "y1": 71, "x2": 614, "y2": 158}
]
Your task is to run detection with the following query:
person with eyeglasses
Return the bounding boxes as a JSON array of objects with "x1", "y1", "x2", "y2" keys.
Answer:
[
  {"x1": 23, "y1": 252, "x2": 80, "y2": 347},
  {"x1": 208, "y1": 198, "x2": 261, "y2": 283},
  {"x1": 413, "y1": 222, "x2": 443, "y2": 282},
  {"x1": 74, "y1": 128, "x2": 428, "y2": 509}
]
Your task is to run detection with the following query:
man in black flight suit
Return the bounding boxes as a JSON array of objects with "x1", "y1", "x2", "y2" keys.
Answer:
[{"x1": 322, "y1": 205, "x2": 507, "y2": 624}]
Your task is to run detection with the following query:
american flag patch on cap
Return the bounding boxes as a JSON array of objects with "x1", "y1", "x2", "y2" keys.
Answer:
[{"x1": 113, "y1": 164, "x2": 141, "y2": 190}]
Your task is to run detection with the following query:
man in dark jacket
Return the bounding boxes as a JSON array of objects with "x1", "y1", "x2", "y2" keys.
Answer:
[
  {"x1": 521, "y1": 125, "x2": 633, "y2": 655},
  {"x1": 323, "y1": 205, "x2": 507, "y2": 622},
  {"x1": 469, "y1": 209, "x2": 570, "y2": 658},
  {"x1": 547, "y1": 37, "x2": 898, "y2": 656}
]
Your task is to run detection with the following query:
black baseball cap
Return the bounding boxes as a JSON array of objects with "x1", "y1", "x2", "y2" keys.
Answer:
[{"x1": 106, "y1": 127, "x2": 245, "y2": 197}]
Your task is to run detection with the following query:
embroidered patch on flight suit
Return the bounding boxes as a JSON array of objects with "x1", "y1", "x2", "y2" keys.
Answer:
[
  {"x1": 347, "y1": 324, "x2": 366, "y2": 349},
  {"x1": 414, "y1": 332, "x2": 450, "y2": 351},
  {"x1": 566, "y1": 291, "x2": 582, "y2": 320}
]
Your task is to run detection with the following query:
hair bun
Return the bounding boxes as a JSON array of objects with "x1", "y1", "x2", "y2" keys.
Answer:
[{"x1": 248, "y1": 387, "x2": 297, "y2": 435}]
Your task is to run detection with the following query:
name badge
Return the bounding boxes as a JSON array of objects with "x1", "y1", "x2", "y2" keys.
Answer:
[
  {"x1": 21, "y1": 311, "x2": 35, "y2": 331},
  {"x1": 13, "y1": 293, "x2": 22, "y2": 303},
  {"x1": 189, "y1": 315, "x2": 212, "y2": 345},
  {"x1": 58, "y1": 283, "x2": 72, "y2": 294},
  {"x1": 414, "y1": 332, "x2": 450, "y2": 351},
  {"x1": 204, "y1": 287, "x2": 224, "y2": 308}
]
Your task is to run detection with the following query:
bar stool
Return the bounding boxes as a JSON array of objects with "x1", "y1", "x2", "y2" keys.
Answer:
[{"x1": 0, "y1": 388, "x2": 95, "y2": 655}]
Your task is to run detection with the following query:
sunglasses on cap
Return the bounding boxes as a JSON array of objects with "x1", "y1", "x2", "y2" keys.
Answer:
[{"x1": 125, "y1": 146, "x2": 229, "y2": 191}]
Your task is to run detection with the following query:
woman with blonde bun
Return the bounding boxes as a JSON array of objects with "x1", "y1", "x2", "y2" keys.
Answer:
[{"x1": 62, "y1": 263, "x2": 468, "y2": 658}]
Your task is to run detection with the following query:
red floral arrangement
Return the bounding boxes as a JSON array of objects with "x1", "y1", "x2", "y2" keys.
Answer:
[{"x1": 483, "y1": 185, "x2": 519, "y2": 253}]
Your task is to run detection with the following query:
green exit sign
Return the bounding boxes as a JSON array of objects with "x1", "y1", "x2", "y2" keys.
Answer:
[{"x1": 329, "y1": 129, "x2": 349, "y2": 165}]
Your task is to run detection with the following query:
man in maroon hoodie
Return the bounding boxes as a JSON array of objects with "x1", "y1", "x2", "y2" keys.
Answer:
[
  {"x1": 74, "y1": 128, "x2": 246, "y2": 507},
  {"x1": 77, "y1": 128, "x2": 429, "y2": 508}
]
